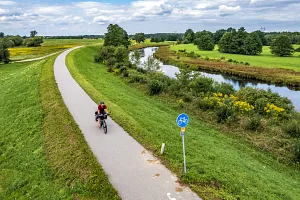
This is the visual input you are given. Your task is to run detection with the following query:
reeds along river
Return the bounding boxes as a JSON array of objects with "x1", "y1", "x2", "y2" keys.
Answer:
[{"x1": 130, "y1": 47, "x2": 300, "y2": 111}]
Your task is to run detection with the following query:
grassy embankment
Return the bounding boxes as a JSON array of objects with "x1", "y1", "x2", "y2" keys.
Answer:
[
  {"x1": 0, "y1": 56, "x2": 119, "y2": 199},
  {"x1": 171, "y1": 44, "x2": 300, "y2": 71},
  {"x1": 9, "y1": 38, "x2": 103, "y2": 61},
  {"x1": 66, "y1": 45, "x2": 300, "y2": 200},
  {"x1": 156, "y1": 45, "x2": 300, "y2": 87}
]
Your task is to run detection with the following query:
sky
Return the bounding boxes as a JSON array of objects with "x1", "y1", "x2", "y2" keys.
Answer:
[{"x1": 1, "y1": 0, "x2": 300, "y2": 36}]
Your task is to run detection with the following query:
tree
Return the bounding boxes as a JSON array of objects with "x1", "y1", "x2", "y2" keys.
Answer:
[
  {"x1": 104, "y1": 24, "x2": 130, "y2": 48},
  {"x1": 30, "y1": 30, "x2": 37, "y2": 38},
  {"x1": 9, "y1": 35, "x2": 23, "y2": 46},
  {"x1": 24, "y1": 36, "x2": 43, "y2": 47},
  {"x1": 244, "y1": 32, "x2": 263, "y2": 55},
  {"x1": 213, "y1": 29, "x2": 226, "y2": 44},
  {"x1": 134, "y1": 32, "x2": 146, "y2": 43},
  {"x1": 0, "y1": 32, "x2": 4, "y2": 38},
  {"x1": 270, "y1": 35, "x2": 294, "y2": 56},
  {"x1": 253, "y1": 30, "x2": 267, "y2": 46},
  {"x1": 194, "y1": 34, "x2": 215, "y2": 51},
  {"x1": 218, "y1": 32, "x2": 232, "y2": 53},
  {"x1": 184, "y1": 29, "x2": 194, "y2": 43},
  {"x1": 0, "y1": 38, "x2": 10, "y2": 63},
  {"x1": 194, "y1": 30, "x2": 213, "y2": 41}
]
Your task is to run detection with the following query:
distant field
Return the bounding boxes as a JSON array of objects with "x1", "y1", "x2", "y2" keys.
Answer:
[
  {"x1": 171, "y1": 44, "x2": 300, "y2": 71},
  {"x1": 9, "y1": 38, "x2": 103, "y2": 61}
]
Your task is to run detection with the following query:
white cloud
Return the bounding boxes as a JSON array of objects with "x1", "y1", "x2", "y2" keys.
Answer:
[
  {"x1": 0, "y1": 8, "x2": 9, "y2": 14},
  {"x1": 0, "y1": 15, "x2": 20, "y2": 21},
  {"x1": 33, "y1": 6, "x2": 66, "y2": 15},
  {"x1": 0, "y1": 0, "x2": 16, "y2": 6},
  {"x1": 93, "y1": 16, "x2": 109, "y2": 24},
  {"x1": 219, "y1": 5, "x2": 241, "y2": 12}
]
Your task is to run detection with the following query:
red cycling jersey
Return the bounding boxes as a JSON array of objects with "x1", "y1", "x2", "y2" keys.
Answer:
[{"x1": 98, "y1": 104, "x2": 107, "y2": 113}]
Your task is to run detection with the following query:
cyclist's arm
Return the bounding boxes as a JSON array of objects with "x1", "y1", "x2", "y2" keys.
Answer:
[{"x1": 105, "y1": 108, "x2": 109, "y2": 114}]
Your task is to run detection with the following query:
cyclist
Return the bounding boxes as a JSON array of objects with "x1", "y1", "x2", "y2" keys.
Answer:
[{"x1": 96, "y1": 101, "x2": 109, "y2": 128}]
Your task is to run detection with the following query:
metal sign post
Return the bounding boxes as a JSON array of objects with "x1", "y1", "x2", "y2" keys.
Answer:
[{"x1": 176, "y1": 113, "x2": 189, "y2": 174}]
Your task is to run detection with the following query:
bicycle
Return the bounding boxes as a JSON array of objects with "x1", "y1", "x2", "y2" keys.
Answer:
[{"x1": 95, "y1": 113, "x2": 108, "y2": 134}]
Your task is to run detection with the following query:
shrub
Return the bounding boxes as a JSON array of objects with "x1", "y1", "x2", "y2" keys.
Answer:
[
  {"x1": 182, "y1": 92, "x2": 193, "y2": 102},
  {"x1": 216, "y1": 104, "x2": 236, "y2": 123},
  {"x1": 128, "y1": 73, "x2": 147, "y2": 83},
  {"x1": 220, "y1": 57, "x2": 225, "y2": 60},
  {"x1": 148, "y1": 79, "x2": 164, "y2": 95},
  {"x1": 94, "y1": 55, "x2": 102, "y2": 63},
  {"x1": 244, "y1": 115, "x2": 262, "y2": 131},
  {"x1": 189, "y1": 75, "x2": 214, "y2": 95},
  {"x1": 137, "y1": 67, "x2": 147, "y2": 74},
  {"x1": 245, "y1": 62, "x2": 250, "y2": 65},
  {"x1": 106, "y1": 57, "x2": 117, "y2": 66},
  {"x1": 177, "y1": 99, "x2": 184, "y2": 108},
  {"x1": 236, "y1": 87, "x2": 294, "y2": 112},
  {"x1": 196, "y1": 98, "x2": 211, "y2": 110},
  {"x1": 295, "y1": 47, "x2": 300, "y2": 52},
  {"x1": 107, "y1": 66, "x2": 113, "y2": 72},
  {"x1": 123, "y1": 70, "x2": 129, "y2": 77},
  {"x1": 213, "y1": 82, "x2": 235, "y2": 96},
  {"x1": 294, "y1": 140, "x2": 300, "y2": 162},
  {"x1": 228, "y1": 59, "x2": 233, "y2": 62},
  {"x1": 284, "y1": 121, "x2": 300, "y2": 138},
  {"x1": 178, "y1": 49, "x2": 186, "y2": 53}
]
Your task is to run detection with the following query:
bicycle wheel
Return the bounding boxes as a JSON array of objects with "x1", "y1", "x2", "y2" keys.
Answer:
[{"x1": 103, "y1": 120, "x2": 107, "y2": 134}]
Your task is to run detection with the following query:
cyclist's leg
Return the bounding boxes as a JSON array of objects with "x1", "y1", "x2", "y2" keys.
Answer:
[{"x1": 98, "y1": 116, "x2": 101, "y2": 128}]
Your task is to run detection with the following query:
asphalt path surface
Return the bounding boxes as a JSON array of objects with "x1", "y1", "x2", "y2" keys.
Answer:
[{"x1": 54, "y1": 47, "x2": 201, "y2": 200}]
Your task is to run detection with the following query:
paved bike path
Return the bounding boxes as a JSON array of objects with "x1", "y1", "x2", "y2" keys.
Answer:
[{"x1": 54, "y1": 47, "x2": 201, "y2": 200}]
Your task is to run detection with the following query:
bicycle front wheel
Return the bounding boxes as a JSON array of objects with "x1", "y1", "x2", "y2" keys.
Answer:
[{"x1": 103, "y1": 120, "x2": 107, "y2": 134}]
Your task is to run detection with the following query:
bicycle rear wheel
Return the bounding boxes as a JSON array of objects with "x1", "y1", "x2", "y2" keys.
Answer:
[{"x1": 103, "y1": 120, "x2": 107, "y2": 134}]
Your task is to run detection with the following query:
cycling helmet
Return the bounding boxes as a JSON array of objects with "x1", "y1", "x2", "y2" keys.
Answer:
[{"x1": 100, "y1": 101, "x2": 104, "y2": 104}]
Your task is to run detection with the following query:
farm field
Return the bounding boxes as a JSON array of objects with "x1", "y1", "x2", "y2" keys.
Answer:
[
  {"x1": 8, "y1": 38, "x2": 103, "y2": 61},
  {"x1": 66, "y1": 45, "x2": 300, "y2": 200},
  {"x1": 171, "y1": 44, "x2": 300, "y2": 71},
  {"x1": 0, "y1": 56, "x2": 119, "y2": 199}
]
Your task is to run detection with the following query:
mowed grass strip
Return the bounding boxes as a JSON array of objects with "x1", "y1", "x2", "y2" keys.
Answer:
[
  {"x1": 0, "y1": 56, "x2": 119, "y2": 199},
  {"x1": 66, "y1": 46, "x2": 300, "y2": 200},
  {"x1": 40, "y1": 55, "x2": 120, "y2": 199},
  {"x1": 9, "y1": 39, "x2": 103, "y2": 61},
  {"x1": 171, "y1": 44, "x2": 300, "y2": 71},
  {"x1": 0, "y1": 60, "x2": 71, "y2": 199}
]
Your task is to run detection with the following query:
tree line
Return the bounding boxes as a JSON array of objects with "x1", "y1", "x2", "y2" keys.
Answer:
[
  {"x1": 0, "y1": 30, "x2": 43, "y2": 63},
  {"x1": 183, "y1": 28, "x2": 297, "y2": 56}
]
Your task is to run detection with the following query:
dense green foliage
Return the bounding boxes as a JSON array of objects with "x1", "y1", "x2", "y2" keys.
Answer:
[
  {"x1": 213, "y1": 29, "x2": 226, "y2": 44},
  {"x1": 104, "y1": 24, "x2": 130, "y2": 48},
  {"x1": 67, "y1": 45, "x2": 300, "y2": 200},
  {"x1": 184, "y1": 29, "x2": 195, "y2": 43},
  {"x1": 24, "y1": 37, "x2": 44, "y2": 47},
  {"x1": 270, "y1": 35, "x2": 294, "y2": 56},
  {"x1": 0, "y1": 38, "x2": 11, "y2": 63},
  {"x1": 30, "y1": 30, "x2": 37, "y2": 38},
  {"x1": 194, "y1": 34, "x2": 215, "y2": 51},
  {"x1": 134, "y1": 32, "x2": 146, "y2": 43},
  {"x1": 218, "y1": 27, "x2": 262, "y2": 55}
]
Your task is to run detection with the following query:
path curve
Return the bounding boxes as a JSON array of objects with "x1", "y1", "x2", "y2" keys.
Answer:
[
  {"x1": 54, "y1": 47, "x2": 201, "y2": 200},
  {"x1": 14, "y1": 51, "x2": 62, "y2": 63}
]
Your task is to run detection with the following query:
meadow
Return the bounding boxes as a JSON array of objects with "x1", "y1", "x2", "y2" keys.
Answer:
[
  {"x1": 66, "y1": 45, "x2": 300, "y2": 200},
  {"x1": 171, "y1": 44, "x2": 300, "y2": 71},
  {"x1": 0, "y1": 56, "x2": 119, "y2": 199},
  {"x1": 8, "y1": 38, "x2": 103, "y2": 61}
]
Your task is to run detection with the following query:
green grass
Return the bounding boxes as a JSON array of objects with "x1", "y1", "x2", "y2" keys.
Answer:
[
  {"x1": 0, "y1": 60, "x2": 71, "y2": 199},
  {"x1": 171, "y1": 44, "x2": 300, "y2": 71},
  {"x1": 9, "y1": 38, "x2": 103, "y2": 61},
  {"x1": 66, "y1": 45, "x2": 300, "y2": 199},
  {"x1": 0, "y1": 56, "x2": 119, "y2": 199}
]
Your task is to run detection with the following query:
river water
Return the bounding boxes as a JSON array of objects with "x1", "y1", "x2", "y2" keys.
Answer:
[{"x1": 130, "y1": 47, "x2": 300, "y2": 111}]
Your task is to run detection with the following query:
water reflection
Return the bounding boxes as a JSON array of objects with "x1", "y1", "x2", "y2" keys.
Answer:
[{"x1": 130, "y1": 47, "x2": 300, "y2": 111}]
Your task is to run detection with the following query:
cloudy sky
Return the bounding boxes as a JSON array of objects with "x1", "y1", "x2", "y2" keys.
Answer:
[{"x1": 1, "y1": 0, "x2": 300, "y2": 36}]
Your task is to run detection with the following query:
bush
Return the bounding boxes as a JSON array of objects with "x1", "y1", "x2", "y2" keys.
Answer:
[
  {"x1": 216, "y1": 104, "x2": 236, "y2": 123},
  {"x1": 107, "y1": 66, "x2": 113, "y2": 72},
  {"x1": 295, "y1": 47, "x2": 300, "y2": 52},
  {"x1": 189, "y1": 75, "x2": 214, "y2": 95},
  {"x1": 294, "y1": 140, "x2": 300, "y2": 162},
  {"x1": 94, "y1": 55, "x2": 102, "y2": 63},
  {"x1": 196, "y1": 98, "x2": 211, "y2": 110},
  {"x1": 228, "y1": 59, "x2": 233, "y2": 62},
  {"x1": 236, "y1": 87, "x2": 294, "y2": 112},
  {"x1": 178, "y1": 49, "x2": 186, "y2": 53},
  {"x1": 137, "y1": 67, "x2": 147, "y2": 74},
  {"x1": 107, "y1": 57, "x2": 117, "y2": 66},
  {"x1": 284, "y1": 121, "x2": 300, "y2": 138},
  {"x1": 244, "y1": 115, "x2": 263, "y2": 131},
  {"x1": 213, "y1": 82, "x2": 235, "y2": 96},
  {"x1": 245, "y1": 62, "x2": 250, "y2": 66},
  {"x1": 148, "y1": 79, "x2": 164, "y2": 95},
  {"x1": 128, "y1": 73, "x2": 147, "y2": 84}
]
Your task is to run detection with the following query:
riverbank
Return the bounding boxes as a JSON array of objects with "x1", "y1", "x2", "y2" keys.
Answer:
[
  {"x1": 155, "y1": 46, "x2": 300, "y2": 88},
  {"x1": 66, "y1": 45, "x2": 300, "y2": 200}
]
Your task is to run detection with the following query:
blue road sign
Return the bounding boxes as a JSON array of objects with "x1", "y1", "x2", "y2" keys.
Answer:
[{"x1": 176, "y1": 113, "x2": 189, "y2": 128}]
